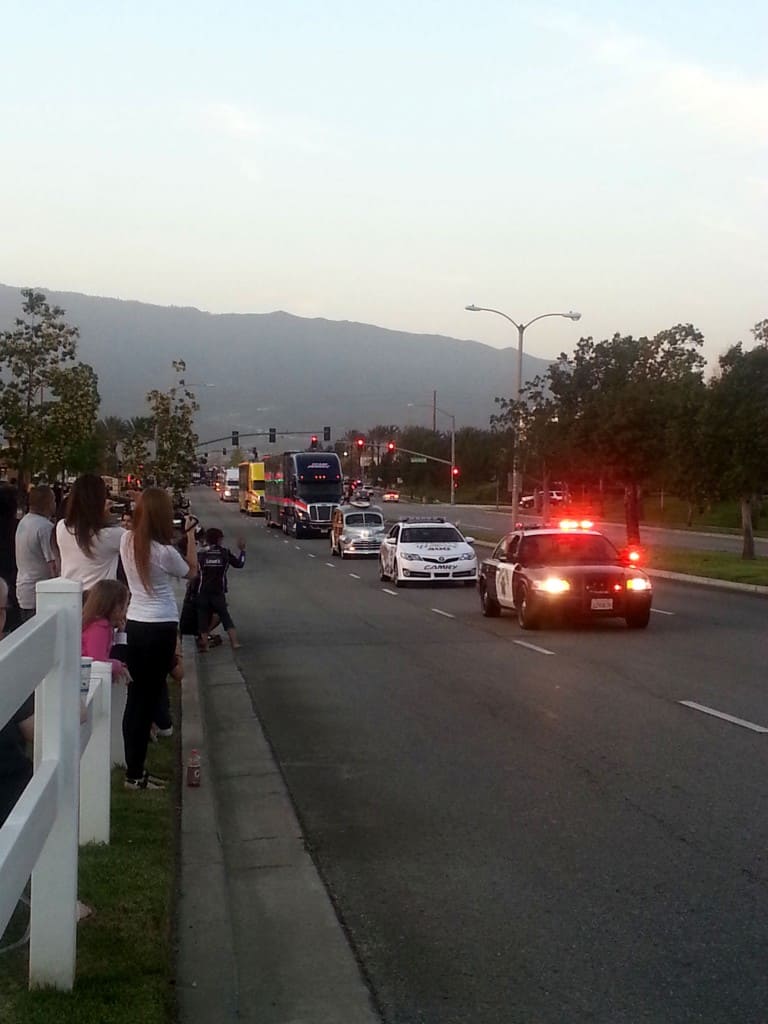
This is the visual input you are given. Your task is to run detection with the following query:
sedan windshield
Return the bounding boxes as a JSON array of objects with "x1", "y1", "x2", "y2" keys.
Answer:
[
  {"x1": 519, "y1": 533, "x2": 619, "y2": 565},
  {"x1": 401, "y1": 527, "x2": 463, "y2": 544},
  {"x1": 346, "y1": 513, "x2": 384, "y2": 526}
]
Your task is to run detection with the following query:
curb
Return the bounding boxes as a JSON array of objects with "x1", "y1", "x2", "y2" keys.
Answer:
[{"x1": 177, "y1": 635, "x2": 239, "y2": 1023}]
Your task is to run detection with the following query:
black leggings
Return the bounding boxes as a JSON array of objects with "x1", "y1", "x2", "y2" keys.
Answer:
[{"x1": 123, "y1": 620, "x2": 177, "y2": 779}]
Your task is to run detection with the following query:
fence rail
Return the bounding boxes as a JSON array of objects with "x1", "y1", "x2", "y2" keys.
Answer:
[{"x1": 0, "y1": 578, "x2": 113, "y2": 990}]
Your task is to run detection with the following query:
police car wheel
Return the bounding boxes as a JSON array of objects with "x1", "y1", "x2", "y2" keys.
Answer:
[
  {"x1": 517, "y1": 586, "x2": 540, "y2": 630},
  {"x1": 480, "y1": 583, "x2": 501, "y2": 617}
]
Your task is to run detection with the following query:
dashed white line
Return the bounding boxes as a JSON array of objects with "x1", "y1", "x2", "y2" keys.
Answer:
[
  {"x1": 325, "y1": 562, "x2": 336, "y2": 568},
  {"x1": 679, "y1": 701, "x2": 768, "y2": 733},
  {"x1": 431, "y1": 608, "x2": 455, "y2": 619},
  {"x1": 349, "y1": 573, "x2": 361, "y2": 579},
  {"x1": 307, "y1": 553, "x2": 317, "y2": 558},
  {"x1": 382, "y1": 588, "x2": 398, "y2": 596},
  {"x1": 295, "y1": 545, "x2": 301, "y2": 550},
  {"x1": 513, "y1": 639, "x2": 555, "y2": 656},
  {"x1": 652, "y1": 608, "x2": 675, "y2": 616}
]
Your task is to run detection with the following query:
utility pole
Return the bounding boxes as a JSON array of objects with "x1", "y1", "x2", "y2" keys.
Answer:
[{"x1": 432, "y1": 390, "x2": 437, "y2": 433}]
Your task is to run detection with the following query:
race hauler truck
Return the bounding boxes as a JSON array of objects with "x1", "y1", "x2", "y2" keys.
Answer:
[
  {"x1": 238, "y1": 460, "x2": 266, "y2": 516},
  {"x1": 263, "y1": 450, "x2": 343, "y2": 537}
]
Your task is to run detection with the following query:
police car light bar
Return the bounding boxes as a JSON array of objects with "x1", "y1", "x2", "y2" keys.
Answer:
[{"x1": 559, "y1": 518, "x2": 594, "y2": 530}]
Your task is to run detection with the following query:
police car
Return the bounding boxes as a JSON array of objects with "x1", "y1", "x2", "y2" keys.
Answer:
[
  {"x1": 379, "y1": 517, "x2": 477, "y2": 586},
  {"x1": 478, "y1": 522, "x2": 652, "y2": 629}
]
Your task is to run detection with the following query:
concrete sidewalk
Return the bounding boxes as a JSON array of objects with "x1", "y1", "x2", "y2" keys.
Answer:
[{"x1": 176, "y1": 637, "x2": 379, "y2": 1024}]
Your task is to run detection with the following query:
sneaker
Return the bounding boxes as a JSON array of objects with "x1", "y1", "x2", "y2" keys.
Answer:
[
  {"x1": 155, "y1": 725, "x2": 174, "y2": 738},
  {"x1": 208, "y1": 634, "x2": 223, "y2": 648},
  {"x1": 124, "y1": 771, "x2": 166, "y2": 791}
]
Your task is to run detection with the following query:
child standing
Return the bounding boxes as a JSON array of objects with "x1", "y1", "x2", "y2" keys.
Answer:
[
  {"x1": 81, "y1": 579, "x2": 130, "y2": 682},
  {"x1": 195, "y1": 528, "x2": 246, "y2": 651}
]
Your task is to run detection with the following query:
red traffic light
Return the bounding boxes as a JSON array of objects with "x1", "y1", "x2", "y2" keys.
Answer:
[
  {"x1": 355, "y1": 438, "x2": 365, "y2": 448},
  {"x1": 451, "y1": 466, "x2": 460, "y2": 477},
  {"x1": 387, "y1": 441, "x2": 396, "y2": 452}
]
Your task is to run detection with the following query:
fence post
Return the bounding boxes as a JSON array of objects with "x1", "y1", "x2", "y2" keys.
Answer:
[
  {"x1": 29, "y1": 578, "x2": 82, "y2": 991},
  {"x1": 79, "y1": 661, "x2": 112, "y2": 846}
]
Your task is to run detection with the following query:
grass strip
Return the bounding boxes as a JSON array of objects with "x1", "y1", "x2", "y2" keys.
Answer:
[
  {"x1": 647, "y1": 547, "x2": 768, "y2": 587},
  {"x1": 0, "y1": 687, "x2": 179, "y2": 1024}
]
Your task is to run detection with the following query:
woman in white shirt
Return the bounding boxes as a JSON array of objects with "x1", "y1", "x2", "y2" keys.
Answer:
[
  {"x1": 119, "y1": 488, "x2": 198, "y2": 790},
  {"x1": 56, "y1": 474, "x2": 123, "y2": 589}
]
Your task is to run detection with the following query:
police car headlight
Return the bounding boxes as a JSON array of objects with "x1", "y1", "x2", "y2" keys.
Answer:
[
  {"x1": 400, "y1": 552, "x2": 421, "y2": 561},
  {"x1": 626, "y1": 576, "x2": 651, "y2": 591},
  {"x1": 532, "y1": 577, "x2": 571, "y2": 594}
]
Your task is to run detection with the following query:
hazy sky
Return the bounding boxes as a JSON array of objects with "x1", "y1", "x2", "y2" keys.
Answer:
[{"x1": 1, "y1": 1, "x2": 765, "y2": 365}]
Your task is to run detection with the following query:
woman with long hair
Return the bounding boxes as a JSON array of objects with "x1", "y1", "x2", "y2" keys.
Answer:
[
  {"x1": 119, "y1": 488, "x2": 198, "y2": 790},
  {"x1": 56, "y1": 473, "x2": 123, "y2": 588}
]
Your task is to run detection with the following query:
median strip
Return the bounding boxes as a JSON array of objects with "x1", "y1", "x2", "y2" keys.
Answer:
[{"x1": 679, "y1": 701, "x2": 768, "y2": 733}]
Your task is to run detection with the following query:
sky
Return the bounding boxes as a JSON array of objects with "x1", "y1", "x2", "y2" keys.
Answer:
[{"x1": 1, "y1": 0, "x2": 766, "y2": 367}]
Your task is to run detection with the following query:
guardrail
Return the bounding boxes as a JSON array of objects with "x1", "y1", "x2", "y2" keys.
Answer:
[{"x1": 0, "y1": 578, "x2": 113, "y2": 991}]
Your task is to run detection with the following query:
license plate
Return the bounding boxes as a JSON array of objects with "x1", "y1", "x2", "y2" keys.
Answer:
[{"x1": 591, "y1": 598, "x2": 613, "y2": 610}]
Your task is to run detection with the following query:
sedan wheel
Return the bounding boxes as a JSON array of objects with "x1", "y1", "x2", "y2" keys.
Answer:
[
  {"x1": 379, "y1": 558, "x2": 389, "y2": 581},
  {"x1": 480, "y1": 583, "x2": 501, "y2": 618},
  {"x1": 394, "y1": 560, "x2": 405, "y2": 587},
  {"x1": 517, "y1": 586, "x2": 540, "y2": 630}
]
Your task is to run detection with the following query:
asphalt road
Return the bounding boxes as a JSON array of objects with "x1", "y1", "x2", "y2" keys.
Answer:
[{"x1": 194, "y1": 487, "x2": 768, "y2": 1024}]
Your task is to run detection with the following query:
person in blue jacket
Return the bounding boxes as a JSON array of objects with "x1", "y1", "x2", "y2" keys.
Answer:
[{"x1": 195, "y1": 528, "x2": 246, "y2": 652}]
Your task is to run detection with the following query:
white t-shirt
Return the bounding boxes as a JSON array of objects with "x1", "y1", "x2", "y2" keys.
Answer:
[
  {"x1": 120, "y1": 533, "x2": 189, "y2": 622},
  {"x1": 15, "y1": 513, "x2": 56, "y2": 609},
  {"x1": 56, "y1": 520, "x2": 124, "y2": 590}
]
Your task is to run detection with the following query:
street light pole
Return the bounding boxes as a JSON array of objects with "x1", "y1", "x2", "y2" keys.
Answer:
[{"x1": 465, "y1": 305, "x2": 581, "y2": 521}]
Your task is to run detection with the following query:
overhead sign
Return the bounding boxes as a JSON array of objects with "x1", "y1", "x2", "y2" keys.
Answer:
[{"x1": 410, "y1": 456, "x2": 427, "y2": 463}]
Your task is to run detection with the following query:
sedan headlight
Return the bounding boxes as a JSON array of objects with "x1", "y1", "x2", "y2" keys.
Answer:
[
  {"x1": 459, "y1": 552, "x2": 475, "y2": 561},
  {"x1": 626, "y1": 576, "x2": 651, "y2": 591},
  {"x1": 400, "y1": 551, "x2": 421, "y2": 561},
  {"x1": 532, "y1": 577, "x2": 571, "y2": 594}
]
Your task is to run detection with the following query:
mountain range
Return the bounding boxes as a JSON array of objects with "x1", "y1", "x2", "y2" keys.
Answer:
[{"x1": 0, "y1": 283, "x2": 553, "y2": 447}]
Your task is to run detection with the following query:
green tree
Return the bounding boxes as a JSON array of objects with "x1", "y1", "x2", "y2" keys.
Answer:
[
  {"x1": 0, "y1": 289, "x2": 87, "y2": 483},
  {"x1": 147, "y1": 360, "x2": 200, "y2": 491},
  {"x1": 706, "y1": 323, "x2": 768, "y2": 558},
  {"x1": 44, "y1": 362, "x2": 101, "y2": 477},
  {"x1": 543, "y1": 325, "x2": 706, "y2": 542}
]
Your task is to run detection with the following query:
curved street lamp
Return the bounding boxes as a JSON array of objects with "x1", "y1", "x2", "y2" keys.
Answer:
[{"x1": 465, "y1": 305, "x2": 581, "y2": 518}]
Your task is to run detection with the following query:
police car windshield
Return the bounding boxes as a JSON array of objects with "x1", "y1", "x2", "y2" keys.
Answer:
[
  {"x1": 519, "y1": 533, "x2": 618, "y2": 565},
  {"x1": 401, "y1": 526, "x2": 463, "y2": 544}
]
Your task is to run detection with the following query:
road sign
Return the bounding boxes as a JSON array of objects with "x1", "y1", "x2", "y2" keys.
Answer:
[{"x1": 410, "y1": 456, "x2": 427, "y2": 463}]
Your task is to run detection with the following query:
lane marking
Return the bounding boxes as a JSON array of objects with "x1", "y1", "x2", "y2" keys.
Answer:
[
  {"x1": 295, "y1": 545, "x2": 301, "y2": 550},
  {"x1": 307, "y1": 553, "x2": 317, "y2": 558},
  {"x1": 325, "y1": 562, "x2": 336, "y2": 568},
  {"x1": 349, "y1": 573, "x2": 361, "y2": 579},
  {"x1": 513, "y1": 640, "x2": 555, "y2": 656},
  {"x1": 679, "y1": 701, "x2": 768, "y2": 733},
  {"x1": 283, "y1": 539, "x2": 289, "y2": 544},
  {"x1": 431, "y1": 608, "x2": 455, "y2": 619},
  {"x1": 382, "y1": 588, "x2": 398, "y2": 596},
  {"x1": 652, "y1": 608, "x2": 675, "y2": 616}
]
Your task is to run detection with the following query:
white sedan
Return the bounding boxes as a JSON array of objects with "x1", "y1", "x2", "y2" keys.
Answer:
[{"x1": 379, "y1": 518, "x2": 477, "y2": 586}]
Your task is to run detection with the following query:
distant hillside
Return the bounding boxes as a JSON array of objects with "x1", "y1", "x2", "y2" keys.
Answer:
[{"x1": 0, "y1": 283, "x2": 553, "y2": 444}]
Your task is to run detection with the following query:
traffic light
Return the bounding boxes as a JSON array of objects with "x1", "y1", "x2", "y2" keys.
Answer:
[
  {"x1": 232, "y1": 430, "x2": 239, "y2": 447},
  {"x1": 452, "y1": 465, "x2": 460, "y2": 488},
  {"x1": 310, "y1": 434, "x2": 318, "y2": 450},
  {"x1": 386, "y1": 441, "x2": 396, "y2": 453},
  {"x1": 323, "y1": 426, "x2": 331, "y2": 442},
  {"x1": 355, "y1": 437, "x2": 365, "y2": 449},
  {"x1": 269, "y1": 427, "x2": 276, "y2": 443}
]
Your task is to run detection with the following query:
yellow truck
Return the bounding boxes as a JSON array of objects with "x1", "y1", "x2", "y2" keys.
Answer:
[{"x1": 238, "y1": 461, "x2": 265, "y2": 516}]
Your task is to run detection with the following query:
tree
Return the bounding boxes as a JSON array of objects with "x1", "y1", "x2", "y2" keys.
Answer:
[
  {"x1": 543, "y1": 325, "x2": 706, "y2": 542},
  {"x1": 0, "y1": 289, "x2": 93, "y2": 484},
  {"x1": 146, "y1": 360, "x2": 200, "y2": 492},
  {"x1": 44, "y1": 362, "x2": 101, "y2": 477},
  {"x1": 95, "y1": 415, "x2": 130, "y2": 474},
  {"x1": 706, "y1": 323, "x2": 768, "y2": 558}
]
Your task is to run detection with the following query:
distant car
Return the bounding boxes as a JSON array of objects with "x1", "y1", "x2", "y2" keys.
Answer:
[
  {"x1": 379, "y1": 518, "x2": 477, "y2": 586},
  {"x1": 478, "y1": 525, "x2": 652, "y2": 629},
  {"x1": 519, "y1": 491, "x2": 566, "y2": 509},
  {"x1": 220, "y1": 484, "x2": 239, "y2": 503},
  {"x1": 382, "y1": 490, "x2": 400, "y2": 503}
]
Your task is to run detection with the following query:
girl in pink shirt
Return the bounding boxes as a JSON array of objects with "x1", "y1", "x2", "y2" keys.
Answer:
[{"x1": 82, "y1": 579, "x2": 130, "y2": 681}]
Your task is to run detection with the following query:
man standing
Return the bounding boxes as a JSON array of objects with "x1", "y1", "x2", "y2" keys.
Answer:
[{"x1": 14, "y1": 486, "x2": 57, "y2": 621}]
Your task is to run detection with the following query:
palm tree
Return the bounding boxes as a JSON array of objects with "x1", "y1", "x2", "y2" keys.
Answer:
[{"x1": 95, "y1": 416, "x2": 129, "y2": 474}]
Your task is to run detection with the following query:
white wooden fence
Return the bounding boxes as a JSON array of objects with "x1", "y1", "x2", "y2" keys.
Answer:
[{"x1": 0, "y1": 578, "x2": 113, "y2": 990}]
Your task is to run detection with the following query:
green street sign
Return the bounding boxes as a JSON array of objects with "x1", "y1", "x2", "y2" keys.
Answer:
[{"x1": 410, "y1": 456, "x2": 427, "y2": 463}]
